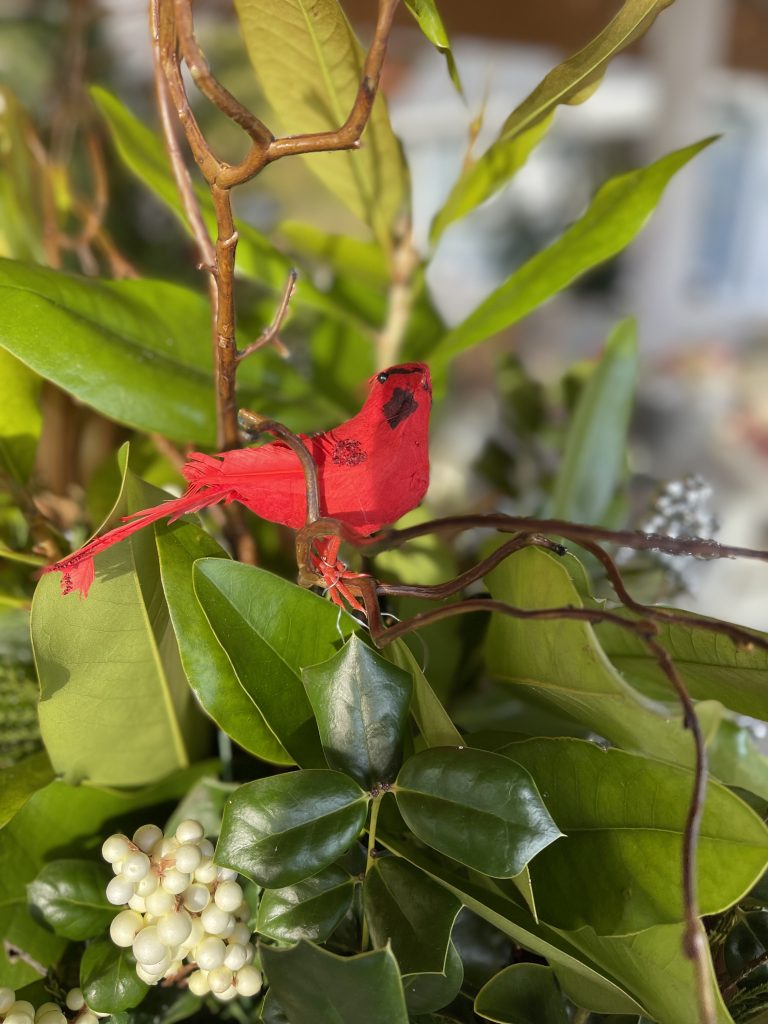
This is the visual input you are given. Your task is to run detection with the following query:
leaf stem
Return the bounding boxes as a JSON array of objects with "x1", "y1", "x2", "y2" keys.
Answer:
[{"x1": 361, "y1": 793, "x2": 383, "y2": 951}]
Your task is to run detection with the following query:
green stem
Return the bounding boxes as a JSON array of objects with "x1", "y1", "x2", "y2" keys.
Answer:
[
  {"x1": 571, "y1": 1008, "x2": 591, "y2": 1024},
  {"x1": 361, "y1": 793, "x2": 383, "y2": 951}
]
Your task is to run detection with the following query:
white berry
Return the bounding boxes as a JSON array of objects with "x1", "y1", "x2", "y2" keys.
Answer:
[
  {"x1": 198, "y1": 838, "x2": 214, "y2": 858},
  {"x1": 216, "y1": 867, "x2": 238, "y2": 882},
  {"x1": 175, "y1": 819, "x2": 205, "y2": 845},
  {"x1": 128, "y1": 894, "x2": 147, "y2": 913},
  {"x1": 208, "y1": 966, "x2": 233, "y2": 994},
  {"x1": 161, "y1": 868, "x2": 190, "y2": 895},
  {"x1": 174, "y1": 843, "x2": 202, "y2": 874},
  {"x1": 135, "y1": 963, "x2": 165, "y2": 985},
  {"x1": 157, "y1": 909, "x2": 192, "y2": 946},
  {"x1": 187, "y1": 971, "x2": 210, "y2": 996},
  {"x1": 235, "y1": 964, "x2": 262, "y2": 997},
  {"x1": 195, "y1": 936, "x2": 226, "y2": 970},
  {"x1": 5, "y1": 1013, "x2": 34, "y2": 1024},
  {"x1": 201, "y1": 903, "x2": 232, "y2": 936},
  {"x1": 0, "y1": 989, "x2": 15, "y2": 1014},
  {"x1": 214, "y1": 880, "x2": 243, "y2": 912},
  {"x1": 194, "y1": 859, "x2": 217, "y2": 884},
  {"x1": 65, "y1": 989, "x2": 85, "y2": 1012},
  {"x1": 136, "y1": 872, "x2": 159, "y2": 897},
  {"x1": 106, "y1": 874, "x2": 135, "y2": 905},
  {"x1": 223, "y1": 943, "x2": 247, "y2": 971},
  {"x1": 36, "y1": 1011, "x2": 66, "y2": 1024},
  {"x1": 133, "y1": 926, "x2": 168, "y2": 966},
  {"x1": 102, "y1": 833, "x2": 131, "y2": 863},
  {"x1": 183, "y1": 882, "x2": 210, "y2": 913},
  {"x1": 145, "y1": 887, "x2": 175, "y2": 916},
  {"x1": 133, "y1": 824, "x2": 163, "y2": 853},
  {"x1": 121, "y1": 850, "x2": 150, "y2": 882},
  {"x1": 110, "y1": 909, "x2": 144, "y2": 947},
  {"x1": 78, "y1": 1013, "x2": 99, "y2": 1024},
  {"x1": 230, "y1": 922, "x2": 251, "y2": 946}
]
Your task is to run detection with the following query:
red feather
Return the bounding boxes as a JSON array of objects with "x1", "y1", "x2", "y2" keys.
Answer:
[{"x1": 47, "y1": 363, "x2": 432, "y2": 597}]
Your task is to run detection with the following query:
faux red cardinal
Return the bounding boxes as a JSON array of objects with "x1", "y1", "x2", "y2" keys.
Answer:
[{"x1": 46, "y1": 363, "x2": 432, "y2": 601}]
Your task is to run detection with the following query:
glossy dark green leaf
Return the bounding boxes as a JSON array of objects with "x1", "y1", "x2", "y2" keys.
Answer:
[
  {"x1": 475, "y1": 964, "x2": 568, "y2": 1024},
  {"x1": 81, "y1": 936, "x2": 148, "y2": 1014},
  {"x1": 216, "y1": 770, "x2": 368, "y2": 887},
  {"x1": 108, "y1": 987, "x2": 200, "y2": 1024},
  {"x1": 548, "y1": 319, "x2": 637, "y2": 523},
  {"x1": 233, "y1": 0, "x2": 409, "y2": 249},
  {"x1": 0, "y1": 260, "x2": 218, "y2": 443},
  {"x1": 426, "y1": 140, "x2": 713, "y2": 364},
  {"x1": 157, "y1": 523, "x2": 290, "y2": 764},
  {"x1": 0, "y1": 348, "x2": 41, "y2": 486},
  {"x1": 257, "y1": 863, "x2": 355, "y2": 942},
  {"x1": 0, "y1": 763, "x2": 213, "y2": 988},
  {"x1": 377, "y1": 830, "x2": 642, "y2": 1016},
  {"x1": 27, "y1": 859, "x2": 113, "y2": 940},
  {"x1": 365, "y1": 858, "x2": 461, "y2": 975},
  {"x1": 403, "y1": 942, "x2": 464, "y2": 1015},
  {"x1": 32, "y1": 451, "x2": 209, "y2": 786},
  {"x1": 430, "y1": 118, "x2": 550, "y2": 246},
  {"x1": 193, "y1": 561, "x2": 364, "y2": 768},
  {"x1": 395, "y1": 747, "x2": 561, "y2": 877},
  {"x1": 498, "y1": 737, "x2": 768, "y2": 933},
  {"x1": 260, "y1": 940, "x2": 409, "y2": 1024},
  {"x1": 303, "y1": 635, "x2": 412, "y2": 787},
  {"x1": 403, "y1": 0, "x2": 462, "y2": 95}
]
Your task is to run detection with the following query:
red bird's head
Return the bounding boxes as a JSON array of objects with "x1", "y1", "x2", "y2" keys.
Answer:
[{"x1": 366, "y1": 363, "x2": 432, "y2": 433}]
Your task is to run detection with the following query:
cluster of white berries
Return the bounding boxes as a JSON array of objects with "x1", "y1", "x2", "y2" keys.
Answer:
[
  {"x1": 102, "y1": 819, "x2": 262, "y2": 1002},
  {"x1": 0, "y1": 987, "x2": 101, "y2": 1024}
]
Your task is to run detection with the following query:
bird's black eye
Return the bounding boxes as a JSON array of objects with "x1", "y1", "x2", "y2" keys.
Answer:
[{"x1": 377, "y1": 372, "x2": 389, "y2": 383}]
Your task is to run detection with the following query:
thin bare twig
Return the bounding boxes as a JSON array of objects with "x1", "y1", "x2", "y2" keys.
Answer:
[{"x1": 236, "y1": 270, "x2": 296, "y2": 362}]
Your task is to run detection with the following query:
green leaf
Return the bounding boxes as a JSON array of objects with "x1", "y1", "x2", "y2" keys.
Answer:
[
  {"x1": 485, "y1": 546, "x2": 740, "y2": 774},
  {"x1": 0, "y1": 763, "x2": 211, "y2": 988},
  {"x1": 365, "y1": 858, "x2": 462, "y2": 973},
  {"x1": 259, "y1": 941, "x2": 409, "y2": 1024},
  {"x1": 395, "y1": 747, "x2": 561, "y2": 876},
  {"x1": 0, "y1": 259, "x2": 218, "y2": 444},
  {"x1": 32, "y1": 452, "x2": 209, "y2": 785},
  {"x1": 377, "y1": 832, "x2": 643, "y2": 1016},
  {"x1": 164, "y1": 776, "x2": 237, "y2": 840},
  {"x1": 403, "y1": 1, "x2": 463, "y2": 95},
  {"x1": 233, "y1": 0, "x2": 409, "y2": 248},
  {"x1": 502, "y1": 0, "x2": 675, "y2": 138},
  {"x1": 559, "y1": 922, "x2": 732, "y2": 1024},
  {"x1": 426, "y1": 140, "x2": 714, "y2": 363},
  {"x1": 387, "y1": 639, "x2": 464, "y2": 748},
  {"x1": 257, "y1": 863, "x2": 355, "y2": 942},
  {"x1": 80, "y1": 936, "x2": 148, "y2": 1014},
  {"x1": 27, "y1": 859, "x2": 113, "y2": 940},
  {"x1": 430, "y1": 117, "x2": 550, "y2": 246},
  {"x1": 403, "y1": 943, "x2": 464, "y2": 1015},
  {"x1": 0, "y1": 751, "x2": 54, "y2": 829},
  {"x1": 0, "y1": 87, "x2": 45, "y2": 262},
  {"x1": 157, "y1": 522, "x2": 291, "y2": 765},
  {"x1": 216, "y1": 770, "x2": 368, "y2": 887},
  {"x1": 193, "y1": 560, "x2": 364, "y2": 768},
  {"x1": 548, "y1": 318, "x2": 637, "y2": 523},
  {"x1": 303, "y1": 634, "x2": 412, "y2": 787},
  {"x1": 0, "y1": 348, "x2": 41, "y2": 486},
  {"x1": 496, "y1": 737, "x2": 768, "y2": 934},
  {"x1": 596, "y1": 611, "x2": 768, "y2": 722},
  {"x1": 475, "y1": 964, "x2": 568, "y2": 1024}
]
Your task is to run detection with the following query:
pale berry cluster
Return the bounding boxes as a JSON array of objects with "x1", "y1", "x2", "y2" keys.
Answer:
[
  {"x1": 0, "y1": 987, "x2": 101, "y2": 1024},
  {"x1": 102, "y1": 819, "x2": 262, "y2": 1001}
]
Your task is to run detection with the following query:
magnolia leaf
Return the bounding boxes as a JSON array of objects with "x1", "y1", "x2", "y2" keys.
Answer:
[
  {"x1": 425, "y1": 139, "x2": 714, "y2": 363},
  {"x1": 233, "y1": 0, "x2": 409, "y2": 248},
  {"x1": 548, "y1": 318, "x2": 637, "y2": 523}
]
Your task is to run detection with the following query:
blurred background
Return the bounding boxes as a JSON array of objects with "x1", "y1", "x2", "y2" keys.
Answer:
[{"x1": 2, "y1": 0, "x2": 768, "y2": 630}]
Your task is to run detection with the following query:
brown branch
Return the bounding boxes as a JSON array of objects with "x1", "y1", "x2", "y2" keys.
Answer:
[
  {"x1": 645, "y1": 637, "x2": 715, "y2": 1024},
  {"x1": 236, "y1": 270, "x2": 296, "y2": 362},
  {"x1": 722, "y1": 950, "x2": 768, "y2": 1000},
  {"x1": 238, "y1": 412, "x2": 320, "y2": 525},
  {"x1": 362, "y1": 513, "x2": 768, "y2": 565}
]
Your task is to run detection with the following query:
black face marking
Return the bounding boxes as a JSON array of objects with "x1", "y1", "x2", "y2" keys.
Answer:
[
  {"x1": 377, "y1": 372, "x2": 389, "y2": 383},
  {"x1": 383, "y1": 387, "x2": 418, "y2": 430}
]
